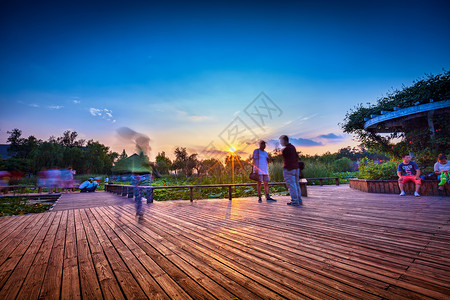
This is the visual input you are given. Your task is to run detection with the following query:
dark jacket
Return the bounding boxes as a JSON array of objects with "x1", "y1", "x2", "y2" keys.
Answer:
[{"x1": 282, "y1": 143, "x2": 299, "y2": 171}]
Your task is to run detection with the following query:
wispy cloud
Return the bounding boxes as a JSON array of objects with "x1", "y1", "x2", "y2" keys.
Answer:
[
  {"x1": 29, "y1": 103, "x2": 39, "y2": 108},
  {"x1": 176, "y1": 109, "x2": 211, "y2": 122},
  {"x1": 48, "y1": 105, "x2": 63, "y2": 110},
  {"x1": 190, "y1": 115, "x2": 212, "y2": 122},
  {"x1": 267, "y1": 137, "x2": 322, "y2": 148},
  {"x1": 317, "y1": 133, "x2": 343, "y2": 140},
  {"x1": 89, "y1": 107, "x2": 116, "y2": 123},
  {"x1": 73, "y1": 100, "x2": 80, "y2": 104}
]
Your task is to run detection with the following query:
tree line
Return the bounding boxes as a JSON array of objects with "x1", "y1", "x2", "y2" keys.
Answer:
[
  {"x1": 1, "y1": 129, "x2": 118, "y2": 174},
  {"x1": 1, "y1": 128, "x2": 389, "y2": 176}
]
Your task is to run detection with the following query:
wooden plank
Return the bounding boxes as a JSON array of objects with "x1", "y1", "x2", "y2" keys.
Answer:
[
  {"x1": 93, "y1": 206, "x2": 192, "y2": 299},
  {"x1": 0, "y1": 213, "x2": 49, "y2": 289},
  {"x1": 88, "y1": 207, "x2": 170, "y2": 299},
  {"x1": 0, "y1": 212, "x2": 55, "y2": 299},
  {"x1": 78, "y1": 209, "x2": 125, "y2": 300},
  {"x1": 16, "y1": 211, "x2": 63, "y2": 299},
  {"x1": 0, "y1": 185, "x2": 449, "y2": 299},
  {"x1": 61, "y1": 209, "x2": 81, "y2": 299},
  {"x1": 105, "y1": 205, "x2": 280, "y2": 299},
  {"x1": 39, "y1": 210, "x2": 68, "y2": 299},
  {"x1": 83, "y1": 209, "x2": 148, "y2": 299},
  {"x1": 73, "y1": 209, "x2": 103, "y2": 299},
  {"x1": 146, "y1": 208, "x2": 394, "y2": 299},
  {"x1": 106, "y1": 206, "x2": 239, "y2": 299}
]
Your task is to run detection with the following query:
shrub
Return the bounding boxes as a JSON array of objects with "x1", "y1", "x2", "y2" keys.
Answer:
[
  {"x1": 358, "y1": 157, "x2": 398, "y2": 180},
  {"x1": 269, "y1": 162, "x2": 284, "y2": 182},
  {"x1": 303, "y1": 161, "x2": 333, "y2": 178},
  {"x1": 332, "y1": 157, "x2": 353, "y2": 172}
]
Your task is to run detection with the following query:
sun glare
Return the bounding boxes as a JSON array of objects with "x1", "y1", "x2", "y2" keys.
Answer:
[{"x1": 229, "y1": 146, "x2": 236, "y2": 153}]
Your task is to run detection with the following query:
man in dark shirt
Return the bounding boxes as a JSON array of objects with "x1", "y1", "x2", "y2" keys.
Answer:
[{"x1": 279, "y1": 135, "x2": 302, "y2": 205}]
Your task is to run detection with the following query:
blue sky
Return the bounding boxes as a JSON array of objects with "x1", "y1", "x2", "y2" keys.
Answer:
[{"x1": 1, "y1": 0, "x2": 449, "y2": 159}]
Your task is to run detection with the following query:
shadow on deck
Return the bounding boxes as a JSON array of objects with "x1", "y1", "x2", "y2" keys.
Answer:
[{"x1": 0, "y1": 185, "x2": 449, "y2": 299}]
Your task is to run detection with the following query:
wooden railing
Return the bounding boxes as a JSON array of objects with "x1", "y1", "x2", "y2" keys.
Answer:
[
  {"x1": 105, "y1": 180, "x2": 308, "y2": 203},
  {"x1": 0, "y1": 185, "x2": 30, "y2": 194}
]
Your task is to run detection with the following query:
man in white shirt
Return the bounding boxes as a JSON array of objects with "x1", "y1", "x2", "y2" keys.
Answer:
[{"x1": 253, "y1": 140, "x2": 276, "y2": 202}]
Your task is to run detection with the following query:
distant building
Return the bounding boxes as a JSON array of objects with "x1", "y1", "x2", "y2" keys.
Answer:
[{"x1": 0, "y1": 144, "x2": 12, "y2": 160}]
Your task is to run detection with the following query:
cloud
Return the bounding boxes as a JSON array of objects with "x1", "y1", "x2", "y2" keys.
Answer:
[
  {"x1": 89, "y1": 107, "x2": 116, "y2": 122},
  {"x1": 116, "y1": 127, "x2": 151, "y2": 155},
  {"x1": 29, "y1": 103, "x2": 39, "y2": 108},
  {"x1": 317, "y1": 133, "x2": 343, "y2": 140},
  {"x1": 190, "y1": 115, "x2": 212, "y2": 122},
  {"x1": 48, "y1": 105, "x2": 63, "y2": 110},
  {"x1": 89, "y1": 108, "x2": 102, "y2": 116},
  {"x1": 289, "y1": 138, "x2": 323, "y2": 147},
  {"x1": 176, "y1": 109, "x2": 211, "y2": 122},
  {"x1": 73, "y1": 100, "x2": 81, "y2": 104},
  {"x1": 268, "y1": 137, "x2": 322, "y2": 147}
]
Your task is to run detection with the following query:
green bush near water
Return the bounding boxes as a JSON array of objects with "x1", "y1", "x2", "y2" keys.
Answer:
[{"x1": 0, "y1": 197, "x2": 52, "y2": 216}]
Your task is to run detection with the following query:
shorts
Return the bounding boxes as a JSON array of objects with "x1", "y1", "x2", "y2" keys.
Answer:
[
  {"x1": 399, "y1": 175, "x2": 421, "y2": 184},
  {"x1": 257, "y1": 174, "x2": 270, "y2": 182}
]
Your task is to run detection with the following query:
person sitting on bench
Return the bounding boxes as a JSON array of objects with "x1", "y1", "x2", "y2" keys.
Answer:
[{"x1": 79, "y1": 178, "x2": 97, "y2": 192}]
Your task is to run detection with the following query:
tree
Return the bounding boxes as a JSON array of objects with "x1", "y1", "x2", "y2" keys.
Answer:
[
  {"x1": 342, "y1": 71, "x2": 450, "y2": 165},
  {"x1": 30, "y1": 141, "x2": 64, "y2": 171},
  {"x1": 201, "y1": 158, "x2": 224, "y2": 176},
  {"x1": 155, "y1": 151, "x2": 172, "y2": 175},
  {"x1": 57, "y1": 130, "x2": 81, "y2": 147},
  {"x1": 332, "y1": 157, "x2": 353, "y2": 172},
  {"x1": 6, "y1": 129, "x2": 41, "y2": 158},
  {"x1": 171, "y1": 147, "x2": 199, "y2": 176}
]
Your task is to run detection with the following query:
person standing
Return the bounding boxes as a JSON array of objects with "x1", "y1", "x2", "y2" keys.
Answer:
[
  {"x1": 132, "y1": 173, "x2": 145, "y2": 220},
  {"x1": 397, "y1": 154, "x2": 421, "y2": 197},
  {"x1": 252, "y1": 140, "x2": 276, "y2": 203},
  {"x1": 434, "y1": 154, "x2": 450, "y2": 196},
  {"x1": 279, "y1": 135, "x2": 302, "y2": 206}
]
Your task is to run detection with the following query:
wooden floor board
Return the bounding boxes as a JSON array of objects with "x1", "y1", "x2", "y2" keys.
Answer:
[{"x1": 0, "y1": 185, "x2": 449, "y2": 299}]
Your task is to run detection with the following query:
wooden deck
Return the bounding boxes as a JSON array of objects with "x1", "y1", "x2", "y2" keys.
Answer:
[{"x1": 0, "y1": 186, "x2": 449, "y2": 299}]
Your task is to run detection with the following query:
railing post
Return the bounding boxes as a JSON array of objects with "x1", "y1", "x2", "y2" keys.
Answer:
[
  {"x1": 319, "y1": 179, "x2": 323, "y2": 186},
  {"x1": 335, "y1": 178, "x2": 340, "y2": 186},
  {"x1": 147, "y1": 188, "x2": 154, "y2": 203},
  {"x1": 122, "y1": 186, "x2": 127, "y2": 197},
  {"x1": 127, "y1": 187, "x2": 133, "y2": 198},
  {"x1": 228, "y1": 185, "x2": 232, "y2": 200},
  {"x1": 190, "y1": 187, "x2": 193, "y2": 202}
]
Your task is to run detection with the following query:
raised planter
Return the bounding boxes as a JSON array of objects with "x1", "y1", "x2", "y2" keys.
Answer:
[{"x1": 349, "y1": 179, "x2": 449, "y2": 196}]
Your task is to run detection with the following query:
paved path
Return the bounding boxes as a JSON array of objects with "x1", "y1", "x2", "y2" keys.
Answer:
[{"x1": 0, "y1": 185, "x2": 449, "y2": 299}]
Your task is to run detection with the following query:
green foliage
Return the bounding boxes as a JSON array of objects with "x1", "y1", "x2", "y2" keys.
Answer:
[
  {"x1": 155, "y1": 151, "x2": 172, "y2": 175},
  {"x1": 342, "y1": 71, "x2": 450, "y2": 165},
  {"x1": 303, "y1": 161, "x2": 333, "y2": 178},
  {"x1": 0, "y1": 197, "x2": 52, "y2": 216},
  {"x1": 4, "y1": 129, "x2": 118, "y2": 174},
  {"x1": 332, "y1": 157, "x2": 353, "y2": 172},
  {"x1": 269, "y1": 162, "x2": 284, "y2": 182},
  {"x1": 358, "y1": 157, "x2": 399, "y2": 180}
]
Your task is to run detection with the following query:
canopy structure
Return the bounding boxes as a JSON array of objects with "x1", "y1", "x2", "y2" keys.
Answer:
[
  {"x1": 364, "y1": 100, "x2": 450, "y2": 134},
  {"x1": 112, "y1": 153, "x2": 152, "y2": 174}
]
